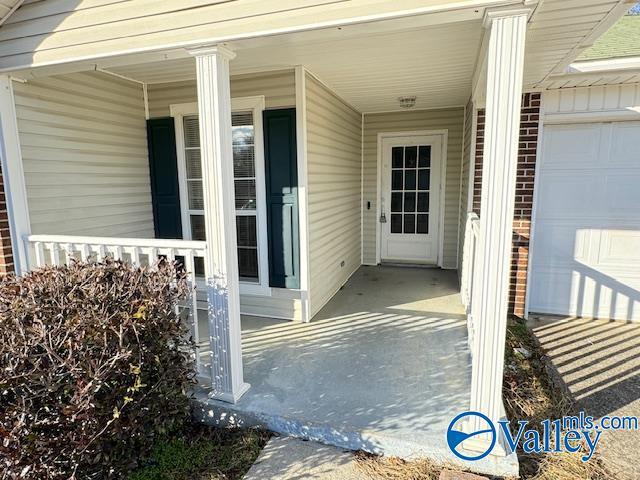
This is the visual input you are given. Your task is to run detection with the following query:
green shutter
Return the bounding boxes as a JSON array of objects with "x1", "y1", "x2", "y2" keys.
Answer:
[
  {"x1": 263, "y1": 109, "x2": 300, "y2": 289},
  {"x1": 147, "y1": 118, "x2": 183, "y2": 239}
]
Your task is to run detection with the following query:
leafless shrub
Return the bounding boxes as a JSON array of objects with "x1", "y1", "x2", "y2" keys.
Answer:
[{"x1": 0, "y1": 259, "x2": 194, "y2": 479}]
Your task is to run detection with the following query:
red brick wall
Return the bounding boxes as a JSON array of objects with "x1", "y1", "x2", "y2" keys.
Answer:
[
  {"x1": 472, "y1": 92, "x2": 541, "y2": 317},
  {"x1": 0, "y1": 163, "x2": 15, "y2": 276}
]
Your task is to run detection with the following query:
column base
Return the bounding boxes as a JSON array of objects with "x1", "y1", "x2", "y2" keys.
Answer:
[
  {"x1": 462, "y1": 434, "x2": 509, "y2": 457},
  {"x1": 209, "y1": 382, "x2": 251, "y2": 404}
]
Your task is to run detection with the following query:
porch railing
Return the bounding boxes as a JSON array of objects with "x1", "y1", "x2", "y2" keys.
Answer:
[
  {"x1": 23, "y1": 234, "x2": 211, "y2": 383},
  {"x1": 460, "y1": 213, "x2": 480, "y2": 351}
]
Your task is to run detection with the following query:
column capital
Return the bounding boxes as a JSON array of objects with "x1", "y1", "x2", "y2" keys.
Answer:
[
  {"x1": 188, "y1": 44, "x2": 236, "y2": 60},
  {"x1": 482, "y1": 5, "x2": 534, "y2": 28}
]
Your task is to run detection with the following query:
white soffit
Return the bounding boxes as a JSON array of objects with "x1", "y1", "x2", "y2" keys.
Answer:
[
  {"x1": 543, "y1": 56, "x2": 640, "y2": 90},
  {"x1": 524, "y1": 0, "x2": 636, "y2": 88},
  {"x1": 0, "y1": 0, "x2": 21, "y2": 26},
  {"x1": 110, "y1": 20, "x2": 484, "y2": 113}
]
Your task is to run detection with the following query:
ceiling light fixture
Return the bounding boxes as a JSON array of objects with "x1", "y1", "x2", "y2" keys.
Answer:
[{"x1": 398, "y1": 96, "x2": 417, "y2": 109}]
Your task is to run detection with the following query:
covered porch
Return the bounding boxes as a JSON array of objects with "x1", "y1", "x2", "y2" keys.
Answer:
[
  {"x1": 0, "y1": 1, "x2": 557, "y2": 475},
  {"x1": 195, "y1": 266, "x2": 522, "y2": 475}
]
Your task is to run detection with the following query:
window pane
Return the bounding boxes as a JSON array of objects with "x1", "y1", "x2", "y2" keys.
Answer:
[
  {"x1": 191, "y1": 215, "x2": 205, "y2": 241},
  {"x1": 236, "y1": 216, "x2": 257, "y2": 247},
  {"x1": 234, "y1": 179, "x2": 256, "y2": 210},
  {"x1": 188, "y1": 180, "x2": 204, "y2": 210},
  {"x1": 418, "y1": 169, "x2": 430, "y2": 190},
  {"x1": 238, "y1": 248, "x2": 259, "y2": 281},
  {"x1": 404, "y1": 170, "x2": 416, "y2": 190},
  {"x1": 390, "y1": 214, "x2": 402, "y2": 233},
  {"x1": 404, "y1": 214, "x2": 416, "y2": 234},
  {"x1": 232, "y1": 125, "x2": 254, "y2": 147},
  {"x1": 236, "y1": 215, "x2": 259, "y2": 282},
  {"x1": 404, "y1": 192, "x2": 416, "y2": 212},
  {"x1": 392, "y1": 170, "x2": 403, "y2": 190},
  {"x1": 194, "y1": 256, "x2": 205, "y2": 276},
  {"x1": 183, "y1": 116, "x2": 200, "y2": 148},
  {"x1": 418, "y1": 146, "x2": 431, "y2": 167},
  {"x1": 391, "y1": 192, "x2": 402, "y2": 212},
  {"x1": 392, "y1": 147, "x2": 403, "y2": 168},
  {"x1": 185, "y1": 149, "x2": 201, "y2": 179},
  {"x1": 417, "y1": 192, "x2": 429, "y2": 213},
  {"x1": 233, "y1": 145, "x2": 255, "y2": 178},
  {"x1": 405, "y1": 147, "x2": 417, "y2": 168},
  {"x1": 417, "y1": 214, "x2": 429, "y2": 234}
]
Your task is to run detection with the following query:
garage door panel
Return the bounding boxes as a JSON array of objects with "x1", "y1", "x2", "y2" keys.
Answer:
[
  {"x1": 532, "y1": 221, "x2": 590, "y2": 267},
  {"x1": 530, "y1": 268, "x2": 640, "y2": 321},
  {"x1": 604, "y1": 173, "x2": 640, "y2": 213},
  {"x1": 530, "y1": 122, "x2": 640, "y2": 322},
  {"x1": 529, "y1": 270, "x2": 576, "y2": 314},
  {"x1": 609, "y1": 123, "x2": 640, "y2": 166},
  {"x1": 596, "y1": 229, "x2": 640, "y2": 268},
  {"x1": 542, "y1": 124, "x2": 601, "y2": 169},
  {"x1": 537, "y1": 172, "x2": 600, "y2": 218}
]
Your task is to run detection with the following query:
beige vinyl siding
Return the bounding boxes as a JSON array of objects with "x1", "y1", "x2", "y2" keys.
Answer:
[
  {"x1": 362, "y1": 107, "x2": 464, "y2": 268},
  {"x1": 0, "y1": 0, "x2": 469, "y2": 71},
  {"x1": 15, "y1": 71, "x2": 154, "y2": 237},
  {"x1": 305, "y1": 73, "x2": 362, "y2": 318},
  {"x1": 196, "y1": 289, "x2": 303, "y2": 321},
  {"x1": 457, "y1": 99, "x2": 473, "y2": 279},
  {"x1": 147, "y1": 70, "x2": 296, "y2": 118}
]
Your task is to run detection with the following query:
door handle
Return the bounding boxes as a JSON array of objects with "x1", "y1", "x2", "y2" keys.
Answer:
[{"x1": 380, "y1": 212, "x2": 387, "y2": 223}]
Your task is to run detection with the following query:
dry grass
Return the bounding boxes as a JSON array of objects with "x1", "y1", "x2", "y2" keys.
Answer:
[
  {"x1": 504, "y1": 319, "x2": 611, "y2": 480},
  {"x1": 354, "y1": 452, "x2": 445, "y2": 480}
]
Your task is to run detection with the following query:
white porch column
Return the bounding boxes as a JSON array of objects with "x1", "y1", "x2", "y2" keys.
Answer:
[
  {"x1": 0, "y1": 75, "x2": 31, "y2": 275},
  {"x1": 190, "y1": 45, "x2": 249, "y2": 403},
  {"x1": 467, "y1": 10, "x2": 528, "y2": 452}
]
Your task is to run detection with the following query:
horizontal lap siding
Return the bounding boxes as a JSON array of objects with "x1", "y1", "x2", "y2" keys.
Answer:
[
  {"x1": 305, "y1": 73, "x2": 362, "y2": 318},
  {"x1": 457, "y1": 100, "x2": 472, "y2": 279},
  {"x1": 0, "y1": 0, "x2": 464, "y2": 70},
  {"x1": 14, "y1": 71, "x2": 154, "y2": 237},
  {"x1": 362, "y1": 107, "x2": 464, "y2": 268},
  {"x1": 147, "y1": 70, "x2": 296, "y2": 118}
]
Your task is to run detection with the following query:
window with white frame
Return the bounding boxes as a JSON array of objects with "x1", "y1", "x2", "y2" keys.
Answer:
[{"x1": 172, "y1": 97, "x2": 268, "y2": 293}]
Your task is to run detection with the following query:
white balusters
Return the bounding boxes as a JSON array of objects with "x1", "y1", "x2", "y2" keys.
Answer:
[
  {"x1": 461, "y1": 213, "x2": 480, "y2": 352},
  {"x1": 24, "y1": 234, "x2": 209, "y2": 384}
]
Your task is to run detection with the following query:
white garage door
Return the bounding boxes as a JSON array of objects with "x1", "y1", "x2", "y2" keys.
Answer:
[{"x1": 529, "y1": 122, "x2": 640, "y2": 321}]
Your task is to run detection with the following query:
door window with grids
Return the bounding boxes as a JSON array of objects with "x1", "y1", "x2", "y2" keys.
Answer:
[
  {"x1": 175, "y1": 99, "x2": 266, "y2": 287},
  {"x1": 390, "y1": 145, "x2": 431, "y2": 235}
]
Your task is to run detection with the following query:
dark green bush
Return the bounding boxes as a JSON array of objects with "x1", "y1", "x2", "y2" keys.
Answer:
[{"x1": 0, "y1": 259, "x2": 195, "y2": 479}]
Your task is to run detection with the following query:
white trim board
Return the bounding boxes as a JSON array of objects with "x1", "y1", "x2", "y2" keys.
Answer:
[
  {"x1": 375, "y1": 129, "x2": 448, "y2": 267},
  {"x1": 294, "y1": 65, "x2": 312, "y2": 322}
]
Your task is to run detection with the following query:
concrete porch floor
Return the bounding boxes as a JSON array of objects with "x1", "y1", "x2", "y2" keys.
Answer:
[{"x1": 194, "y1": 266, "x2": 518, "y2": 477}]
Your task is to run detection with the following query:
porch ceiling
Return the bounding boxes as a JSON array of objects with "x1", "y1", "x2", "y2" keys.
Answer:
[
  {"x1": 10, "y1": 0, "x2": 632, "y2": 111},
  {"x1": 109, "y1": 20, "x2": 485, "y2": 113}
]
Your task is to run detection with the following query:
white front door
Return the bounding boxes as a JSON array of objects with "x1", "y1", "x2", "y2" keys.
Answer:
[{"x1": 380, "y1": 135, "x2": 441, "y2": 264}]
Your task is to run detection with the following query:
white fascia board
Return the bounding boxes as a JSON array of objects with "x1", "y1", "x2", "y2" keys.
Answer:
[{"x1": 569, "y1": 56, "x2": 640, "y2": 74}]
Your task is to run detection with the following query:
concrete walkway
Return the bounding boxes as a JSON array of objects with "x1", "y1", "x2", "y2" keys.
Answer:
[
  {"x1": 531, "y1": 317, "x2": 640, "y2": 480},
  {"x1": 243, "y1": 437, "x2": 368, "y2": 480}
]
